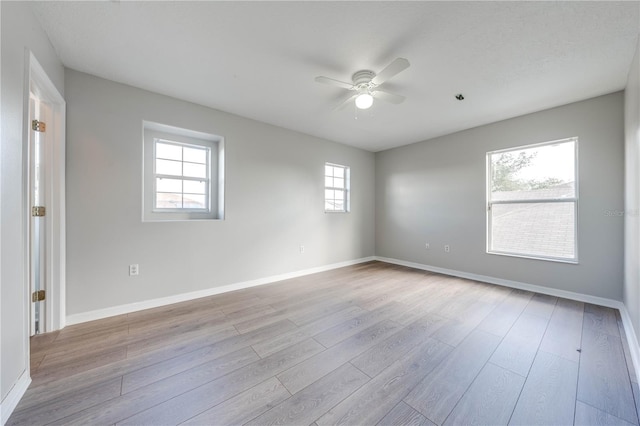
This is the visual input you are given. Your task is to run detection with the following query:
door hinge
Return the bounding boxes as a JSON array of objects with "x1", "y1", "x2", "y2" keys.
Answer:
[
  {"x1": 32, "y1": 120, "x2": 46, "y2": 132},
  {"x1": 32, "y1": 290, "x2": 45, "y2": 303},
  {"x1": 32, "y1": 206, "x2": 46, "y2": 217}
]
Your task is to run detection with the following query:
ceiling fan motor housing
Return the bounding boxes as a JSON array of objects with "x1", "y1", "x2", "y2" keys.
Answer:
[{"x1": 352, "y1": 70, "x2": 376, "y2": 90}]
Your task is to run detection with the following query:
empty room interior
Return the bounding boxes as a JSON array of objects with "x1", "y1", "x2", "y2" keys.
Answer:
[{"x1": 2, "y1": 1, "x2": 640, "y2": 425}]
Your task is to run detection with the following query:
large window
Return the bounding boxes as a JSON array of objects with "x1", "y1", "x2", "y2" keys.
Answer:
[
  {"x1": 143, "y1": 121, "x2": 224, "y2": 221},
  {"x1": 325, "y1": 163, "x2": 350, "y2": 212},
  {"x1": 487, "y1": 137, "x2": 577, "y2": 262}
]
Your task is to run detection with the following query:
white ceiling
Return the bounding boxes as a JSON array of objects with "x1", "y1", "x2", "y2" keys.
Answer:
[{"x1": 30, "y1": 1, "x2": 639, "y2": 152}]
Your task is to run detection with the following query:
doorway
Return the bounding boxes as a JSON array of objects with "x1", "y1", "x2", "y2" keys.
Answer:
[
  {"x1": 28, "y1": 94, "x2": 48, "y2": 335},
  {"x1": 25, "y1": 52, "x2": 66, "y2": 335}
]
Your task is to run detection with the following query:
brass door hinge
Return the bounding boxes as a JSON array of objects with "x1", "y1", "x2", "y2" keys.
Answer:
[
  {"x1": 32, "y1": 290, "x2": 45, "y2": 302},
  {"x1": 32, "y1": 120, "x2": 46, "y2": 132},
  {"x1": 32, "y1": 206, "x2": 46, "y2": 217}
]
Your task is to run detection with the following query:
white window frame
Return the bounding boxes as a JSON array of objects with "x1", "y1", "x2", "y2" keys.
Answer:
[
  {"x1": 153, "y1": 138, "x2": 211, "y2": 213},
  {"x1": 325, "y1": 162, "x2": 350, "y2": 213},
  {"x1": 143, "y1": 121, "x2": 225, "y2": 221},
  {"x1": 486, "y1": 137, "x2": 578, "y2": 263}
]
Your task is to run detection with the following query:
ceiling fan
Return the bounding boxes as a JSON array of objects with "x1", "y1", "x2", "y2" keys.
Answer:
[{"x1": 314, "y1": 57, "x2": 410, "y2": 111}]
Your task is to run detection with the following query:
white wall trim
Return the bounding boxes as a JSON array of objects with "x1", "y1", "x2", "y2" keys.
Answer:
[
  {"x1": 27, "y1": 51, "x2": 67, "y2": 332},
  {"x1": 619, "y1": 305, "x2": 640, "y2": 385},
  {"x1": 66, "y1": 256, "x2": 375, "y2": 325},
  {"x1": 376, "y1": 256, "x2": 640, "y2": 384},
  {"x1": 376, "y1": 256, "x2": 621, "y2": 307},
  {"x1": 62, "y1": 254, "x2": 640, "y2": 385},
  {"x1": 1, "y1": 369, "x2": 31, "y2": 425}
]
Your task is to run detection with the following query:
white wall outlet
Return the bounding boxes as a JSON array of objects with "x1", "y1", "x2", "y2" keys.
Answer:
[
  {"x1": 444, "y1": 245, "x2": 450, "y2": 253},
  {"x1": 425, "y1": 243, "x2": 430, "y2": 249},
  {"x1": 129, "y1": 264, "x2": 139, "y2": 276},
  {"x1": 300, "y1": 245, "x2": 305, "y2": 254}
]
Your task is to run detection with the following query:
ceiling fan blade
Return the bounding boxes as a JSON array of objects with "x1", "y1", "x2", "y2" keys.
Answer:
[
  {"x1": 334, "y1": 93, "x2": 359, "y2": 111},
  {"x1": 372, "y1": 89, "x2": 406, "y2": 104},
  {"x1": 314, "y1": 76, "x2": 354, "y2": 90},
  {"x1": 371, "y1": 58, "x2": 410, "y2": 86}
]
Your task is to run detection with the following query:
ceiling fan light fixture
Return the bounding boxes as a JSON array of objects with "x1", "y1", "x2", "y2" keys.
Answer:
[
  {"x1": 315, "y1": 58, "x2": 409, "y2": 111},
  {"x1": 355, "y1": 92, "x2": 373, "y2": 109}
]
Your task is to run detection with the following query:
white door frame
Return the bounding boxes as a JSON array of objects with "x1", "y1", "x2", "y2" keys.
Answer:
[{"x1": 24, "y1": 51, "x2": 66, "y2": 333}]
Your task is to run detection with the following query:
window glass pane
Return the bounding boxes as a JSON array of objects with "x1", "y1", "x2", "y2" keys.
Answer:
[
  {"x1": 156, "y1": 142, "x2": 182, "y2": 161},
  {"x1": 183, "y1": 146, "x2": 207, "y2": 164},
  {"x1": 156, "y1": 193, "x2": 182, "y2": 209},
  {"x1": 156, "y1": 178, "x2": 182, "y2": 193},
  {"x1": 183, "y1": 194, "x2": 206, "y2": 209},
  {"x1": 490, "y1": 141, "x2": 575, "y2": 201},
  {"x1": 156, "y1": 159, "x2": 182, "y2": 176},
  {"x1": 183, "y1": 180, "x2": 206, "y2": 194},
  {"x1": 325, "y1": 165, "x2": 333, "y2": 177},
  {"x1": 324, "y1": 163, "x2": 349, "y2": 213},
  {"x1": 490, "y1": 202, "x2": 575, "y2": 259},
  {"x1": 146, "y1": 128, "x2": 219, "y2": 219},
  {"x1": 183, "y1": 162, "x2": 207, "y2": 178}
]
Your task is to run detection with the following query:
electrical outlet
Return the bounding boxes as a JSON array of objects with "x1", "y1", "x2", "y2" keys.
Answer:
[
  {"x1": 444, "y1": 245, "x2": 450, "y2": 253},
  {"x1": 425, "y1": 243, "x2": 430, "y2": 249},
  {"x1": 129, "y1": 264, "x2": 139, "y2": 276},
  {"x1": 300, "y1": 245, "x2": 305, "y2": 254}
]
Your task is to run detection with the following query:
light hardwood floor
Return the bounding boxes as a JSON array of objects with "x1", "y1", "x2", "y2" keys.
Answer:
[{"x1": 8, "y1": 261, "x2": 640, "y2": 425}]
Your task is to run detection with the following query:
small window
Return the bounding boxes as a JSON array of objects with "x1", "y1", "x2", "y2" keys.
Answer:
[
  {"x1": 487, "y1": 137, "x2": 577, "y2": 262},
  {"x1": 325, "y1": 163, "x2": 350, "y2": 213},
  {"x1": 154, "y1": 140, "x2": 210, "y2": 211},
  {"x1": 143, "y1": 121, "x2": 224, "y2": 221}
]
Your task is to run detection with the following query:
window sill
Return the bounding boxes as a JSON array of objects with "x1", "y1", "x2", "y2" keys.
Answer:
[
  {"x1": 143, "y1": 218, "x2": 224, "y2": 223},
  {"x1": 487, "y1": 250, "x2": 578, "y2": 264}
]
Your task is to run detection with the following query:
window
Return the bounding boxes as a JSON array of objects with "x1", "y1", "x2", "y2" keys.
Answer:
[
  {"x1": 325, "y1": 163, "x2": 350, "y2": 212},
  {"x1": 143, "y1": 121, "x2": 224, "y2": 221},
  {"x1": 487, "y1": 137, "x2": 577, "y2": 262},
  {"x1": 154, "y1": 140, "x2": 210, "y2": 211}
]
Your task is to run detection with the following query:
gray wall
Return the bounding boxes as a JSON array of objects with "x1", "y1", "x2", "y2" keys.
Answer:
[
  {"x1": 625, "y1": 38, "x2": 640, "y2": 343},
  {"x1": 1, "y1": 1, "x2": 65, "y2": 404},
  {"x1": 376, "y1": 93, "x2": 624, "y2": 300},
  {"x1": 65, "y1": 69, "x2": 375, "y2": 316}
]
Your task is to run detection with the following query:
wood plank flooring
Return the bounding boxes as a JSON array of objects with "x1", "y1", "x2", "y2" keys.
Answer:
[{"x1": 8, "y1": 261, "x2": 640, "y2": 425}]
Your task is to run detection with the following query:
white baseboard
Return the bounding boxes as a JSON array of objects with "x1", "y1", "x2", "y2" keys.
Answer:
[
  {"x1": 618, "y1": 305, "x2": 640, "y2": 385},
  {"x1": 1, "y1": 369, "x2": 31, "y2": 425},
  {"x1": 62, "y1": 254, "x2": 640, "y2": 385},
  {"x1": 375, "y1": 256, "x2": 640, "y2": 384},
  {"x1": 376, "y1": 256, "x2": 622, "y2": 308},
  {"x1": 66, "y1": 256, "x2": 375, "y2": 326}
]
